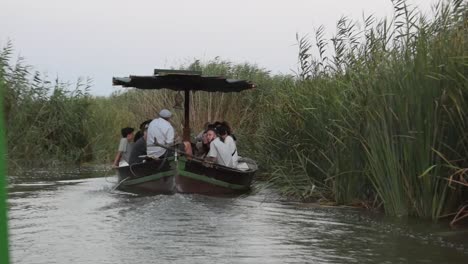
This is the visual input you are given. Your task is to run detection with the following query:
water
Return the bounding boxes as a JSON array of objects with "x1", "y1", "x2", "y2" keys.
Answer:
[{"x1": 7, "y1": 171, "x2": 468, "y2": 264}]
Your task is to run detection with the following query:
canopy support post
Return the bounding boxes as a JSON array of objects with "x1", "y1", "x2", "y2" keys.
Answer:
[{"x1": 183, "y1": 89, "x2": 191, "y2": 142}]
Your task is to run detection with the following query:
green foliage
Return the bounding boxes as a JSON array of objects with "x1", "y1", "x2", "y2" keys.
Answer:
[
  {"x1": 0, "y1": 48, "x2": 275, "y2": 168},
  {"x1": 258, "y1": 0, "x2": 467, "y2": 219},
  {"x1": 1, "y1": 42, "x2": 94, "y2": 167},
  {"x1": 0, "y1": 50, "x2": 10, "y2": 264}
]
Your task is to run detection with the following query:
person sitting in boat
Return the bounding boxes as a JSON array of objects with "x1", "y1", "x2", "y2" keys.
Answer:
[
  {"x1": 195, "y1": 122, "x2": 210, "y2": 143},
  {"x1": 206, "y1": 125, "x2": 237, "y2": 168},
  {"x1": 220, "y1": 121, "x2": 237, "y2": 141},
  {"x1": 113, "y1": 127, "x2": 134, "y2": 167},
  {"x1": 134, "y1": 119, "x2": 152, "y2": 142},
  {"x1": 194, "y1": 122, "x2": 210, "y2": 156},
  {"x1": 195, "y1": 123, "x2": 217, "y2": 157},
  {"x1": 213, "y1": 124, "x2": 249, "y2": 170},
  {"x1": 146, "y1": 109, "x2": 175, "y2": 159},
  {"x1": 129, "y1": 123, "x2": 149, "y2": 164}
]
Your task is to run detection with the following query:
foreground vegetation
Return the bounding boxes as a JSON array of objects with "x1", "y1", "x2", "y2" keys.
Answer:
[{"x1": 1, "y1": 0, "x2": 466, "y2": 223}]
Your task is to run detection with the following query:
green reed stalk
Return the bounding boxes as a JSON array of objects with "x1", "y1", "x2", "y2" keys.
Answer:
[
  {"x1": 0, "y1": 68, "x2": 10, "y2": 264},
  {"x1": 259, "y1": 0, "x2": 467, "y2": 219}
]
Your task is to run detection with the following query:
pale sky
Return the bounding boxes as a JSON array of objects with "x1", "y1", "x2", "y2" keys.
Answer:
[{"x1": 1, "y1": 0, "x2": 436, "y2": 96}]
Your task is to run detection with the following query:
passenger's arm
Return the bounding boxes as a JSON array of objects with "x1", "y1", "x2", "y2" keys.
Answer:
[
  {"x1": 114, "y1": 138, "x2": 127, "y2": 167},
  {"x1": 206, "y1": 142, "x2": 217, "y2": 159},
  {"x1": 113, "y1": 151, "x2": 122, "y2": 167}
]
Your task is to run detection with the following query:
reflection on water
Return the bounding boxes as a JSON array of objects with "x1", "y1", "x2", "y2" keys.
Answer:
[{"x1": 7, "y1": 174, "x2": 468, "y2": 264}]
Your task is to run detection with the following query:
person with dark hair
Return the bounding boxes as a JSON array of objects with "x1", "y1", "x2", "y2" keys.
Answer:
[
  {"x1": 195, "y1": 122, "x2": 211, "y2": 157},
  {"x1": 205, "y1": 128, "x2": 217, "y2": 142},
  {"x1": 195, "y1": 122, "x2": 211, "y2": 143},
  {"x1": 217, "y1": 124, "x2": 238, "y2": 162},
  {"x1": 215, "y1": 125, "x2": 228, "y2": 140},
  {"x1": 212, "y1": 124, "x2": 248, "y2": 170},
  {"x1": 221, "y1": 121, "x2": 236, "y2": 141},
  {"x1": 207, "y1": 123, "x2": 217, "y2": 130},
  {"x1": 206, "y1": 125, "x2": 237, "y2": 168},
  {"x1": 113, "y1": 127, "x2": 134, "y2": 167},
  {"x1": 198, "y1": 128, "x2": 217, "y2": 158},
  {"x1": 134, "y1": 119, "x2": 152, "y2": 142},
  {"x1": 129, "y1": 125, "x2": 148, "y2": 164}
]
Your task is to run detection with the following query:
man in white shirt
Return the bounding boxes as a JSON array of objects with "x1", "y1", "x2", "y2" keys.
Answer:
[{"x1": 146, "y1": 109, "x2": 175, "y2": 158}]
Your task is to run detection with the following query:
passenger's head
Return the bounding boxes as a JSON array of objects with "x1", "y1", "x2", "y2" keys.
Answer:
[
  {"x1": 216, "y1": 125, "x2": 228, "y2": 137},
  {"x1": 206, "y1": 123, "x2": 216, "y2": 131},
  {"x1": 221, "y1": 121, "x2": 232, "y2": 135},
  {"x1": 139, "y1": 119, "x2": 152, "y2": 130},
  {"x1": 213, "y1": 121, "x2": 222, "y2": 128},
  {"x1": 159, "y1": 109, "x2": 172, "y2": 120},
  {"x1": 205, "y1": 128, "x2": 217, "y2": 143},
  {"x1": 121, "y1": 127, "x2": 134, "y2": 139}
]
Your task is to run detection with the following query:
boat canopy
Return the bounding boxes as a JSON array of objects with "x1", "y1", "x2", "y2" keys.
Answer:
[
  {"x1": 112, "y1": 68, "x2": 256, "y2": 142},
  {"x1": 112, "y1": 69, "x2": 255, "y2": 92}
]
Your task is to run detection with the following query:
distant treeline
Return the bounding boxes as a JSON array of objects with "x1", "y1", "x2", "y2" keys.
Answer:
[{"x1": 1, "y1": 0, "x2": 466, "y2": 222}]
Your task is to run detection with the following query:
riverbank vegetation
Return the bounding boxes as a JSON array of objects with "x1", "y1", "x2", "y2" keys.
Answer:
[
  {"x1": 1, "y1": 0, "x2": 466, "y2": 223},
  {"x1": 1, "y1": 43, "x2": 93, "y2": 169},
  {"x1": 255, "y1": 0, "x2": 467, "y2": 222}
]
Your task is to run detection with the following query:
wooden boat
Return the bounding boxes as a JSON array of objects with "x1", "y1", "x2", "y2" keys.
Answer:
[
  {"x1": 112, "y1": 69, "x2": 258, "y2": 195},
  {"x1": 176, "y1": 156, "x2": 257, "y2": 194},
  {"x1": 116, "y1": 158, "x2": 176, "y2": 194},
  {"x1": 116, "y1": 155, "x2": 257, "y2": 195}
]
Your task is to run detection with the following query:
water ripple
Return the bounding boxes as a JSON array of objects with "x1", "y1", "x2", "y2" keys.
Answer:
[{"x1": 7, "y1": 177, "x2": 468, "y2": 264}]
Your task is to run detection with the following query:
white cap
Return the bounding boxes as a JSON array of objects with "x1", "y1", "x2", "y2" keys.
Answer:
[{"x1": 159, "y1": 109, "x2": 172, "y2": 118}]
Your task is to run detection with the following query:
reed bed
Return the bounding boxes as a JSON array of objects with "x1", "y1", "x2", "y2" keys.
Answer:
[
  {"x1": 0, "y1": 45, "x2": 274, "y2": 167},
  {"x1": 1, "y1": 43, "x2": 95, "y2": 169},
  {"x1": 257, "y1": 0, "x2": 467, "y2": 220}
]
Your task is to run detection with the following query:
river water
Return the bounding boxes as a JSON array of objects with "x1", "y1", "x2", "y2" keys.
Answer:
[{"x1": 6, "y1": 171, "x2": 468, "y2": 264}]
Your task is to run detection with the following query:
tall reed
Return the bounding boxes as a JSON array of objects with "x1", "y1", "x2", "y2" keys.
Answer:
[
  {"x1": 0, "y1": 45, "x2": 276, "y2": 168},
  {"x1": 258, "y1": 0, "x2": 467, "y2": 219},
  {"x1": 1, "y1": 42, "x2": 95, "y2": 168}
]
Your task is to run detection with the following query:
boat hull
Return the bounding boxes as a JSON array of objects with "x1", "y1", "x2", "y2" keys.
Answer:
[
  {"x1": 116, "y1": 159, "x2": 175, "y2": 194},
  {"x1": 115, "y1": 157, "x2": 256, "y2": 195},
  {"x1": 175, "y1": 159, "x2": 254, "y2": 194}
]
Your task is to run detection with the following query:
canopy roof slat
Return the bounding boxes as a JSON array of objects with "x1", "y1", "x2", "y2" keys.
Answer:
[
  {"x1": 153, "y1": 69, "x2": 202, "y2": 76},
  {"x1": 112, "y1": 73, "x2": 255, "y2": 92}
]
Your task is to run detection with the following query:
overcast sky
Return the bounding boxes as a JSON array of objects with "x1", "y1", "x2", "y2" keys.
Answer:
[{"x1": 1, "y1": 0, "x2": 436, "y2": 96}]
